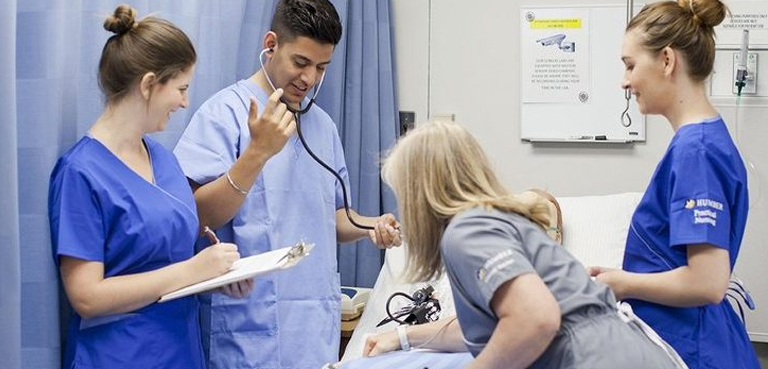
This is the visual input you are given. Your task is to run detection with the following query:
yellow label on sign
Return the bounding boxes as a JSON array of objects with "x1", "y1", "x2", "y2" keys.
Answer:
[{"x1": 530, "y1": 19, "x2": 582, "y2": 29}]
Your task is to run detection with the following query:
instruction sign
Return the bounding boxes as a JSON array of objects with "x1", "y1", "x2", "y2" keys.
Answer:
[
  {"x1": 716, "y1": 0, "x2": 768, "y2": 46},
  {"x1": 521, "y1": 8, "x2": 590, "y2": 104}
]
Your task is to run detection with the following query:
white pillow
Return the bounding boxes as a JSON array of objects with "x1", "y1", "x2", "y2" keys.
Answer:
[{"x1": 558, "y1": 192, "x2": 643, "y2": 270}]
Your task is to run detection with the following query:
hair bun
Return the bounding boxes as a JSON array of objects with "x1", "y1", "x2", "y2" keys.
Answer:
[
  {"x1": 679, "y1": 0, "x2": 728, "y2": 28},
  {"x1": 103, "y1": 4, "x2": 137, "y2": 35}
]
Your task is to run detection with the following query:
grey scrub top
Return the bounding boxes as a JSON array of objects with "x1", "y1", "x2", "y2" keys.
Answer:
[{"x1": 440, "y1": 207, "x2": 616, "y2": 356}]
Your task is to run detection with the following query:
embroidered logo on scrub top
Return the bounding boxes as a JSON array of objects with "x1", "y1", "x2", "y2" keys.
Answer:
[
  {"x1": 478, "y1": 249, "x2": 515, "y2": 284},
  {"x1": 687, "y1": 198, "x2": 723, "y2": 227}
]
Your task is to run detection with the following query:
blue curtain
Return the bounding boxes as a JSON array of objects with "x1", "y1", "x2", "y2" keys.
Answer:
[
  {"x1": 318, "y1": 0, "x2": 400, "y2": 288},
  {"x1": 1, "y1": 1, "x2": 397, "y2": 368},
  {"x1": 0, "y1": 2, "x2": 21, "y2": 369}
]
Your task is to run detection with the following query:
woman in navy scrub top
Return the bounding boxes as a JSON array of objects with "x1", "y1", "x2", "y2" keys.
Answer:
[
  {"x1": 588, "y1": 1, "x2": 760, "y2": 368},
  {"x1": 48, "y1": 6, "x2": 241, "y2": 369}
]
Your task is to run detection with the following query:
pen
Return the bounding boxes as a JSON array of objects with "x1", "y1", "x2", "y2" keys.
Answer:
[{"x1": 203, "y1": 226, "x2": 220, "y2": 244}]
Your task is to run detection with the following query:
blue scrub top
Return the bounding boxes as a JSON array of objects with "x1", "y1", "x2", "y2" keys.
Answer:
[
  {"x1": 174, "y1": 79, "x2": 347, "y2": 369},
  {"x1": 48, "y1": 135, "x2": 205, "y2": 369},
  {"x1": 623, "y1": 116, "x2": 759, "y2": 369}
]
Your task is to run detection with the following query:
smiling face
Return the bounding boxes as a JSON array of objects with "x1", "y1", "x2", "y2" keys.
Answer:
[
  {"x1": 263, "y1": 35, "x2": 334, "y2": 105},
  {"x1": 621, "y1": 30, "x2": 670, "y2": 116},
  {"x1": 148, "y1": 66, "x2": 194, "y2": 131}
]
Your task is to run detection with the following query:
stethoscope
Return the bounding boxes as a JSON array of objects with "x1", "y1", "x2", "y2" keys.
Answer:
[{"x1": 259, "y1": 48, "x2": 374, "y2": 231}]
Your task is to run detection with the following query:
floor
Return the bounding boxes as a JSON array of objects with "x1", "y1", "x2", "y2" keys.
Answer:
[{"x1": 755, "y1": 342, "x2": 767, "y2": 368}]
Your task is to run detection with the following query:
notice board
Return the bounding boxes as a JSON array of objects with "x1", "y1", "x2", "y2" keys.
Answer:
[{"x1": 520, "y1": 5, "x2": 646, "y2": 143}]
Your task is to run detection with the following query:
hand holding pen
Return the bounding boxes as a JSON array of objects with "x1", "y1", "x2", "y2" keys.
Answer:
[
  {"x1": 203, "y1": 226, "x2": 221, "y2": 244},
  {"x1": 188, "y1": 227, "x2": 240, "y2": 281},
  {"x1": 203, "y1": 226, "x2": 255, "y2": 299}
]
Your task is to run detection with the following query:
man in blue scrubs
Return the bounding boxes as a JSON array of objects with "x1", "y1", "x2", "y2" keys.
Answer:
[{"x1": 174, "y1": 1, "x2": 401, "y2": 368}]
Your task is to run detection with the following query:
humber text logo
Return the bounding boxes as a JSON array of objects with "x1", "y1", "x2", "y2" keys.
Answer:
[
  {"x1": 696, "y1": 198, "x2": 723, "y2": 211},
  {"x1": 688, "y1": 198, "x2": 723, "y2": 227}
]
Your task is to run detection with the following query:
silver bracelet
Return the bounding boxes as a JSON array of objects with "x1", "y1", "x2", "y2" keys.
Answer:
[{"x1": 225, "y1": 170, "x2": 248, "y2": 195}]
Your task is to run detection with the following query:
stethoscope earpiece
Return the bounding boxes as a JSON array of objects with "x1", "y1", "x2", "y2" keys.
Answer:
[{"x1": 258, "y1": 48, "x2": 326, "y2": 114}]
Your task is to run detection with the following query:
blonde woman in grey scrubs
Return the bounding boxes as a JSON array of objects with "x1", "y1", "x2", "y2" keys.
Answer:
[{"x1": 364, "y1": 120, "x2": 682, "y2": 369}]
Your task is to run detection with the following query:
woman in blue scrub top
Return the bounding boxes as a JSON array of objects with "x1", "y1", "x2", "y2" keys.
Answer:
[
  {"x1": 588, "y1": 1, "x2": 760, "y2": 368},
  {"x1": 48, "y1": 6, "x2": 241, "y2": 369}
]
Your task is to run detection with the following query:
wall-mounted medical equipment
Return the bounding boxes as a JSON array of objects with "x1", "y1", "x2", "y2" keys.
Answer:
[
  {"x1": 734, "y1": 30, "x2": 758, "y2": 96},
  {"x1": 711, "y1": 1, "x2": 768, "y2": 98},
  {"x1": 710, "y1": 24, "x2": 765, "y2": 208}
]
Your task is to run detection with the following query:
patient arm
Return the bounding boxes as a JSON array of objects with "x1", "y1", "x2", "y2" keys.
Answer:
[
  {"x1": 363, "y1": 318, "x2": 465, "y2": 357},
  {"x1": 590, "y1": 243, "x2": 730, "y2": 306},
  {"x1": 408, "y1": 317, "x2": 466, "y2": 351},
  {"x1": 468, "y1": 273, "x2": 560, "y2": 369}
]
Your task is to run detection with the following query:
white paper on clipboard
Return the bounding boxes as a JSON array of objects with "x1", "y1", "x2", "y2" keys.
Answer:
[{"x1": 159, "y1": 241, "x2": 314, "y2": 303}]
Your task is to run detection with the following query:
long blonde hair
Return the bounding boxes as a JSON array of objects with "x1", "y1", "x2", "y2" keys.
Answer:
[{"x1": 382, "y1": 120, "x2": 552, "y2": 282}]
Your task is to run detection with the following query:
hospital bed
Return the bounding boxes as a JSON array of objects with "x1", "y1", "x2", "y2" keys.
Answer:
[{"x1": 338, "y1": 192, "x2": 644, "y2": 368}]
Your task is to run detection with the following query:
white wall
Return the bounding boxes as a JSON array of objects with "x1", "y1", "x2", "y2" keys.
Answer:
[{"x1": 393, "y1": 0, "x2": 768, "y2": 342}]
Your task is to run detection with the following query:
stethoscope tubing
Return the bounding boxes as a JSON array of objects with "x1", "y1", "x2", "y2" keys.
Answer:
[{"x1": 259, "y1": 48, "x2": 374, "y2": 231}]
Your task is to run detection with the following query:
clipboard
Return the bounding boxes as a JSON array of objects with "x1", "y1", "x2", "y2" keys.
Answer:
[{"x1": 159, "y1": 241, "x2": 314, "y2": 303}]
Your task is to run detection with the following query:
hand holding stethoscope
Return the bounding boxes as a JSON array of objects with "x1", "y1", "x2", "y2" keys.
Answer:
[
  {"x1": 368, "y1": 213, "x2": 402, "y2": 249},
  {"x1": 246, "y1": 88, "x2": 296, "y2": 160}
]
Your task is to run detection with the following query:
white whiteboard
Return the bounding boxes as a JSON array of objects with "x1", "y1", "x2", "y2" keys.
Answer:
[{"x1": 520, "y1": 5, "x2": 646, "y2": 143}]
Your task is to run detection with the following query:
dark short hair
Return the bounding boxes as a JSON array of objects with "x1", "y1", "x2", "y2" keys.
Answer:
[
  {"x1": 99, "y1": 4, "x2": 196, "y2": 104},
  {"x1": 271, "y1": 0, "x2": 342, "y2": 46}
]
